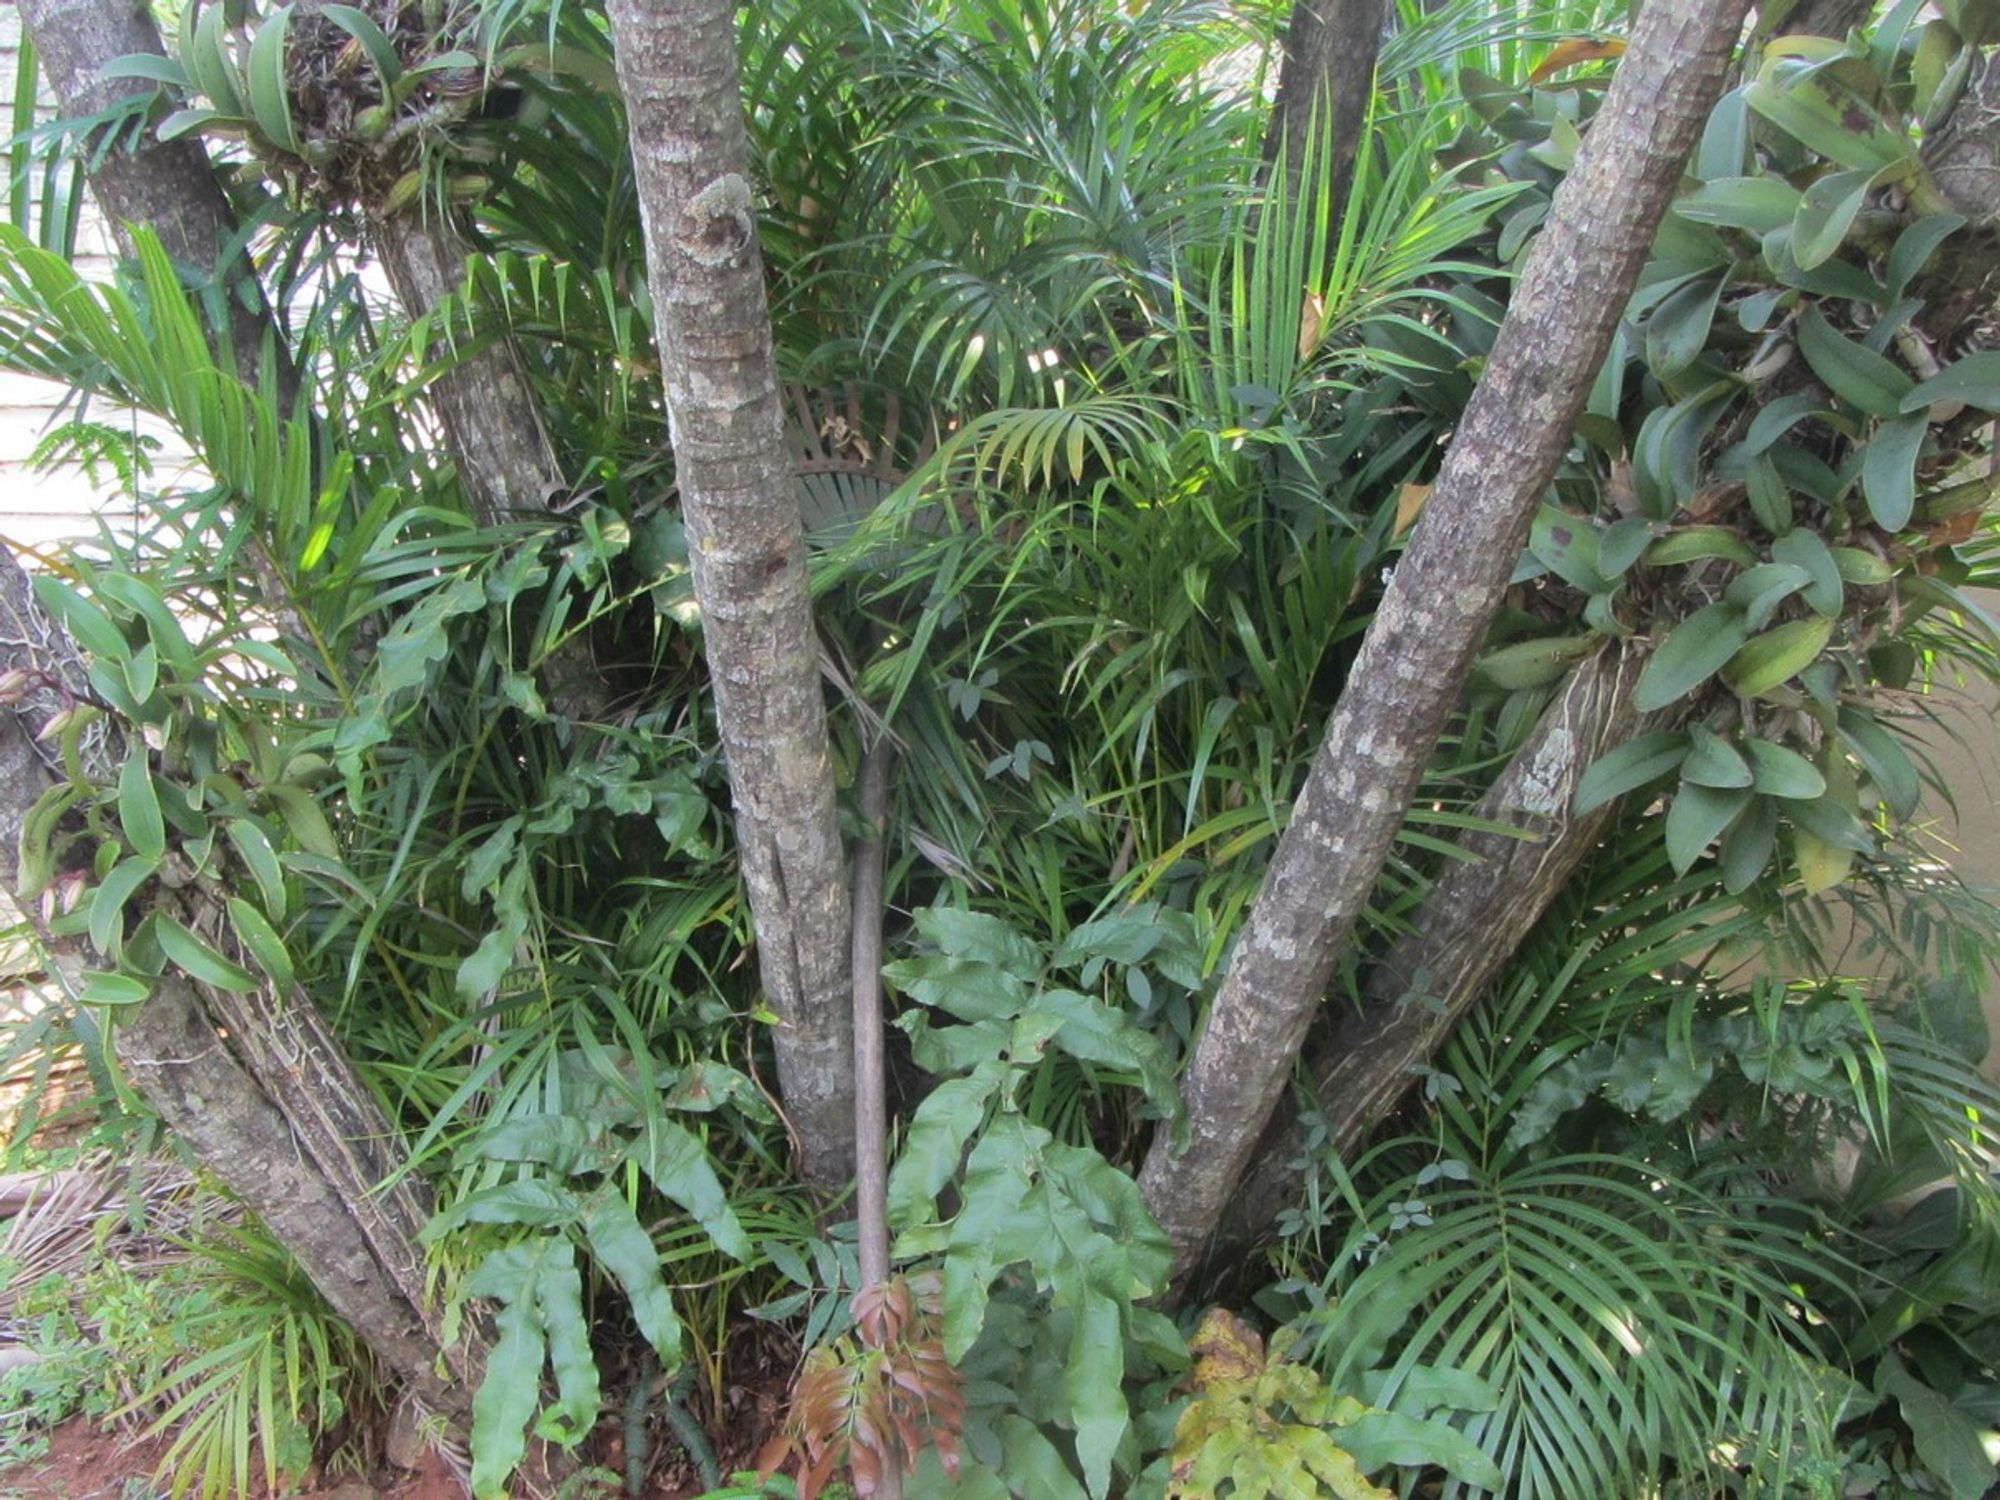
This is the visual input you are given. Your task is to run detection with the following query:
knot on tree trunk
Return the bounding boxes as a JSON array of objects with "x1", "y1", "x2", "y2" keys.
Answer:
[{"x1": 679, "y1": 174, "x2": 756, "y2": 267}]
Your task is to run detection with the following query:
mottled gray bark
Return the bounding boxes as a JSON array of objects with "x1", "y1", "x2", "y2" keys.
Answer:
[
  {"x1": 1265, "y1": 0, "x2": 1385, "y2": 214},
  {"x1": 606, "y1": 0, "x2": 855, "y2": 1189},
  {"x1": 18, "y1": 0, "x2": 294, "y2": 400},
  {"x1": 373, "y1": 210, "x2": 561, "y2": 530},
  {"x1": 1138, "y1": 0, "x2": 1751, "y2": 1281},
  {"x1": 0, "y1": 545, "x2": 478, "y2": 1422},
  {"x1": 1927, "y1": 50, "x2": 2000, "y2": 231},
  {"x1": 1221, "y1": 647, "x2": 1678, "y2": 1250},
  {"x1": 117, "y1": 973, "x2": 478, "y2": 1418}
]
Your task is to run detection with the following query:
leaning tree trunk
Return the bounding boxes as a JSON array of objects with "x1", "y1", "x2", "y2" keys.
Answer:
[
  {"x1": 0, "y1": 548, "x2": 479, "y2": 1420},
  {"x1": 10, "y1": 0, "x2": 482, "y2": 1420},
  {"x1": 605, "y1": 0, "x2": 856, "y2": 1190},
  {"x1": 17, "y1": 0, "x2": 295, "y2": 401},
  {"x1": 1138, "y1": 0, "x2": 1753, "y2": 1283},
  {"x1": 1221, "y1": 644, "x2": 1685, "y2": 1244}
]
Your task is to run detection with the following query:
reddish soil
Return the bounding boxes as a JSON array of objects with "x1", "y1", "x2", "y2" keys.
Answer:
[{"x1": 0, "y1": 1420, "x2": 464, "y2": 1500}]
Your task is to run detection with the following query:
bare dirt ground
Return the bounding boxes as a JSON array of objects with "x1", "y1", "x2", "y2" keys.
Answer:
[{"x1": 0, "y1": 1420, "x2": 468, "y2": 1500}]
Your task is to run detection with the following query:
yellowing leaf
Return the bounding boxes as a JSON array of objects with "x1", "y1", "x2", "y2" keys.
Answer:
[
  {"x1": 1393, "y1": 483, "x2": 1432, "y2": 538},
  {"x1": 1299, "y1": 290, "x2": 1327, "y2": 361},
  {"x1": 1529, "y1": 36, "x2": 1628, "y2": 82}
]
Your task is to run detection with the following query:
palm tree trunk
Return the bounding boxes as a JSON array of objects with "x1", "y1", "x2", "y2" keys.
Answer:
[
  {"x1": 1219, "y1": 646, "x2": 1688, "y2": 1249},
  {"x1": 1138, "y1": 0, "x2": 1752, "y2": 1283},
  {"x1": 605, "y1": 0, "x2": 855, "y2": 1190},
  {"x1": 1265, "y1": 0, "x2": 1385, "y2": 214}
]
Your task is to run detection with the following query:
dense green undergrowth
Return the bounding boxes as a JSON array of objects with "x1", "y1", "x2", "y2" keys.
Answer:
[{"x1": 3, "y1": 0, "x2": 1999, "y2": 1494}]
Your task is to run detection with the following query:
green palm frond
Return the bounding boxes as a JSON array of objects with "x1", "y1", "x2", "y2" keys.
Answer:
[{"x1": 1312, "y1": 1154, "x2": 1835, "y2": 1499}]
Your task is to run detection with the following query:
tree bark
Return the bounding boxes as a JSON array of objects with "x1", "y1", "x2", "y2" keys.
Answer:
[
  {"x1": 1264, "y1": 0, "x2": 1385, "y2": 215},
  {"x1": 1220, "y1": 646, "x2": 1677, "y2": 1248},
  {"x1": 372, "y1": 210, "x2": 562, "y2": 531},
  {"x1": 17, "y1": 0, "x2": 294, "y2": 400},
  {"x1": 1138, "y1": 0, "x2": 1751, "y2": 1282},
  {"x1": 606, "y1": 0, "x2": 856, "y2": 1190},
  {"x1": 1926, "y1": 50, "x2": 2000, "y2": 232}
]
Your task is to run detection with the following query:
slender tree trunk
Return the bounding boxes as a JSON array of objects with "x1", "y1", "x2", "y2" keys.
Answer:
[
  {"x1": 1220, "y1": 646, "x2": 1682, "y2": 1246},
  {"x1": 1138, "y1": 0, "x2": 1752, "y2": 1282},
  {"x1": 0, "y1": 547, "x2": 479, "y2": 1420},
  {"x1": 372, "y1": 211, "x2": 561, "y2": 530},
  {"x1": 606, "y1": 0, "x2": 856, "y2": 1190},
  {"x1": 1264, "y1": 0, "x2": 1385, "y2": 213},
  {"x1": 18, "y1": 0, "x2": 294, "y2": 401}
]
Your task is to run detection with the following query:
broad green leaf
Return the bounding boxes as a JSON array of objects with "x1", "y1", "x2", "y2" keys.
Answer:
[
  {"x1": 156, "y1": 915, "x2": 258, "y2": 993},
  {"x1": 1793, "y1": 826, "x2": 1852, "y2": 894},
  {"x1": 78, "y1": 971, "x2": 151, "y2": 1006},
  {"x1": 1838, "y1": 707, "x2": 1921, "y2": 819},
  {"x1": 1666, "y1": 784, "x2": 1751, "y2": 874},
  {"x1": 470, "y1": 1251, "x2": 544, "y2": 1499},
  {"x1": 1831, "y1": 545, "x2": 1895, "y2": 584},
  {"x1": 1861, "y1": 412, "x2": 1927, "y2": 531},
  {"x1": 31, "y1": 577, "x2": 126, "y2": 662},
  {"x1": 1770, "y1": 528, "x2": 1844, "y2": 616},
  {"x1": 1574, "y1": 732, "x2": 1690, "y2": 815},
  {"x1": 1641, "y1": 526, "x2": 1757, "y2": 569},
  {"x1": 1887, "y1": 214, "x2": 1965, "y2": 298},
  {"x1": 1634, "y1": 604, "x2": 1748, "y2": 712},
  {"x1": 88, "y1": 855, "x2": 157, "y2": 959},
  {"x1": 1879, "y1": 1354, "x2": 1997, "y2": 1500},
  {"x1": 632, "y1": 1118, "x2": 752, "y2": 1261},
  {"x1": 1530, "y1": 507, "x2": 1610, "y2": 592},
  {"x1": 1899, "y1": 350, "x2": 2000, "y2": 414},
  {"x1": 1644, "y1": 275, "x2": 1723, "y2": 378},
  {"x1": 888, "y1": 1065, "x2": 1003, "y2": 1228},
  {"x1": 319, "y1": 5, "x2": 405, "y2": 85},
  {"x1": 1598, "y1": 518, "x2": 1654, "y2": 577},
  {"x1": 117, "y1": 754, "x2": 166, "y2": 861},
  {"x1": 245, "y1": 7, "x2": 299, "y2": 152},
  {"x1": 1745, "y1": 452, "x2": 1793, "y2": 534},
  {"x1": 1725, "y1": 563, "x2": 1810, "y2": 631},
  {"x1": 226, "y1": 896, "x2": 295, "y2": 988},
  {"x1": 92, "y1": 572, "x2": 194, "y2": 676},
  {"x1": 912, "y1": 906, "x2": 1043, "y2": 979},
  {"x1": 994, "y1": 1414, "x2": 1090, "y2": 1500},
  {"x1": 583, "y1": 1194, "x2": 683, "y2": 1366},
  {"x1": 1796, "y1": 307, "x2": 1913, "y2": 418},
  {"x1": 535, "y1": 1242, "x2": 600, "y2": 1440},
  {"x1": 1475, "y1": 635, "x2": 1598, "y2": 691},
  {"x1": 436, "y1": 1179, "x2": 582, "y2": 1233},
  {"x1": 1723, "y1": 616, "x2": 1834, "y2": 696},
  {"x1": 456, "y1": 926, "x2": 517, "y2": 1000},
  {"x1": 1743, "y1": 738, "x2": 1826, "y2": 798},
  {"x1": 1067, "y1": 1290, "x2": 1125, "y2": 1499},
  {"x1": 1745, "y1": 59, "x2": 1908, "y2": 174},
  {"x1": 1674, "y1": 177, "x2": 1799, "y2": 235},
  {"x1": 265, "y1": 784, "x2": 339, "y2": 859},
  {"x1": 1339, "y1": 1410, "x2": 1505, "y2": 1491},
  {"x1": 1681, "y1": 727, "x2": 1752, "y2": 788},
  {"x1": 1719, "y1": 794, "x2": 1779, "y2": 893},
  {"x1": 1791, "y1": 167, "x2": 1879, "y2": 269},
  {"x1": 477, "y1": 1114, "x2": 601, "y2": 1173},
  {"x1": 1790, "y1": 789, "x2": 1876, "y2": 853},
  {"x1": 223, "y1": 819, "x2": 288, "y2": 918}
]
